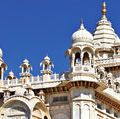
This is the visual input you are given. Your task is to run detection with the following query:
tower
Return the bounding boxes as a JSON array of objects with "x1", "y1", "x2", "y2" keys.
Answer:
[
  {"x1": 0, "y1": 48, "x2": 7, "y2": 80},
  {"x1": 40, "y1": 55, "x2": 54, "y2": 82},
  {"x1": 66, "y1": 21, "x2": 95, "y2": 73},
  {"x1": 93, "y1": 2, "x2": 120, "y2": 59},
  {"x1": 20, "y1": 58, "x2": 32, "y2": 77},
  {"x1": 40, "y1": 55, "x2": 54, "y2": 75},
  {"x1": 65, "y1": 21, "x2": 97, "y2": 119}
]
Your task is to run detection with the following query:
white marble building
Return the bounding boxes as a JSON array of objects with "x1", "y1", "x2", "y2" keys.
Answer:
[{"x1": 0, "y1": 2, "x2": 120, "y2": 119}]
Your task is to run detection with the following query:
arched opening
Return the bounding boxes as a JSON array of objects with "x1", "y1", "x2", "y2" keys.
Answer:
[
  {"x1": 74, "y1": 104, "x2": 81, "y2": 119},
  {"x1": 115, "y1": 48, "x2": 118, "y2": 55},
  {"x1": 45, "y1": 64, "x2": 48, "y2": 70},
  {"x1": 44, "y1": 116, "x2": 48, "y2": 119},
  {"x1": 32, "y1": 101, "x2": 50, "y2": 119},
  {"x1": 100, "y1": 73, "x2": 104, "y2": 79},
  {"x1": 74, "y1": 52, "x2": 81, "y2": 66},
  {"x1": 0, "y1": 100, "x2": 31, "y2": 119},
  {"x1": 32, "y1": 104, "x2": 43, "y2": 119},
  {"x1": 82, "y1": 104, "x2": 90, "y2": 119},
  {"x1": 32, "y1": 107, "x2": 42, "y2": 119},
  {"x1": 23, "y1": 67, "x2": 27, "y2": 73},
  {"x1": 83, "y1": 52, "x2": 90, "y2": 66}
]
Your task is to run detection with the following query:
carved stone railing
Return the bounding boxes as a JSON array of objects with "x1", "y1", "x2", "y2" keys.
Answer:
[
  {"x1": 73, "y1": 65, "x2": 95, "y2": 73},
  {"x1": 3, "y1": 73, "x2": 61, "y2": 87},
  {"x1": 96, "y1": 57, "x2": 120, "y2": 65}
]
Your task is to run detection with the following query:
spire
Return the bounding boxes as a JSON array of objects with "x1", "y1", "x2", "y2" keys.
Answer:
[
  {"x1": 102, "y1": 2, "x2": 107, "y2": 18},
  {"x1": 80, "y1": 19, "x2": 85, "y2": 30}
]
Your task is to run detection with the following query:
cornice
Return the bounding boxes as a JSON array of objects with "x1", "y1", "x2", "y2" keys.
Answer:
[{"x1": 95, "y1": 91, "x2": 120, "y2": 112}]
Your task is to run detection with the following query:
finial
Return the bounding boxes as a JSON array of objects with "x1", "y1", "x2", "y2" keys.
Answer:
[
  {"x1": 102, "y1": 2, "x2": 106, "y2": 16},
  {"x1": 80, "y1": 19, "x2": 85, "y2": 30}
]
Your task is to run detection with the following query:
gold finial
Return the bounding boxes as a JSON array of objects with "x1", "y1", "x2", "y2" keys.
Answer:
[{"x1": 102, "y1": 2, "x2": 106, "y2": 16}]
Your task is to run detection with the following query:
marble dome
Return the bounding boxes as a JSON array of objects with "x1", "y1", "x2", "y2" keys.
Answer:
[{"x1": 72, "y1": 23, "x2": 93, "y2": 45}]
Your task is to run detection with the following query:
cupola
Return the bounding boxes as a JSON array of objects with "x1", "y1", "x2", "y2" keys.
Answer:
[
  {"x1": 6, "y1": 71, "x2": 16, "y2": 80},
  {"x1": 72, "y1": 21, "x2": 93, "y2": 46},
  {"x1": 40, "y1": 55, "x2": 54, "y2": 75},
  {"x1": 20, "y1": 58, "x2": 32, "y2": 77}
]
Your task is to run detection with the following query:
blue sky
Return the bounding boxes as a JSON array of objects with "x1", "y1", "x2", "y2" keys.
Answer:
[{"x1": 0, "y1": 0, "x2": 120, "y2": 77}]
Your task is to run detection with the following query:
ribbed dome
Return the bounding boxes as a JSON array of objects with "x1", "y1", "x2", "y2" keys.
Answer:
[
  {"x1": 72, "y1": 23, "x2": 93, "y2": 45},
  {"x1": 93, "y1": 17, "x2": 118, "y2": 46}
]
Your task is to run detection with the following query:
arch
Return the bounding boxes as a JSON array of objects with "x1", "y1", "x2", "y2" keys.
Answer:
[
  {"x1": 0, "y1": 99, "x2": 31, "y2": 119},
  {"x1": 82, "y1": 104, "x2": 90, "y2": 119},
  {"x1": 30, "y1": 97, "x2": 51, "y2": 119},
  {"x1": 1, "y1": 63, "x2": 7, "y2": 70},
  {"x1": 74, "y1": 52, "x2": 81, "y2": 65},
  {"x1": 44, "y1": 116, "x2": 48, "y2": 119},
  {"x1": 71, "y1": 47, "x2": 81, "y2": 54},
  {"x1": 83, "y1": 52, "x2": 90, "y2": 66},
  {"x1": 32, "y1": 106, "x2": 42, "y2": 119},
  {"x1": 32, "y1": 102, "x2": 50, "y2": 119},
  {"x1": 74, "y1": 104, "x2": 81, "y2": 119},
  {"x1": 82, "y1": 47, "x2": 94, "y2": 54}
]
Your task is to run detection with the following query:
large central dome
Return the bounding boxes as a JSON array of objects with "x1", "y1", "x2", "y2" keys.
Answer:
[{"x1": 72, "y1": 22, "x2": 93, "y2": 46}]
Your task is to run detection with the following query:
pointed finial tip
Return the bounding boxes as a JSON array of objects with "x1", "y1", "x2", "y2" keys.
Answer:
[
  {"x1": 102, "y1": 1, "x2": 107, "y2": 16},
  {"x1": 103, "y1": 1, "x2": 106, "y2": 7},
  {"x1": 80, "y1": 19, "x2": 85, "y2": 30}
]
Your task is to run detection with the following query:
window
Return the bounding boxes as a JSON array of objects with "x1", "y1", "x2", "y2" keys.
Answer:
[
  {"x1": 53, "y1": 96, "x2": 68, "y2": 103},
  {"x1": 45, "y1": 64, "x2": 48, "y2": 70},
  {"x1": 114, "y1": 112, "x2": 118, "y2": 118},
  {"x1": 97, "y1": 103, "x2": 102, "y2": 110},
  {"x1": 106, "y1": 108, "x2": 111, "y2": 114}
]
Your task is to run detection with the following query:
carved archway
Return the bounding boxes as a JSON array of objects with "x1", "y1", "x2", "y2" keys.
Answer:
[
  {"x1": 0, "y1": 100, "x2": 31, "y2": 119},
  {"x1": 30, "y1": 97, "x2": 51, "y2": 119}
]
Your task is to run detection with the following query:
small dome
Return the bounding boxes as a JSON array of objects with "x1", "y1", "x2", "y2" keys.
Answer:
[
  {"x1": 8, "y1": 71, "x2": 14, "y2": 76},
  {"x1": 0, "y1": 48, "x2": 3, "y2": 58},
  {"x1": 72, "y1": 22, "x2": 93, "y2": 45},
  {"x1": 23, "y1": 59, "x2": 29, "y2": 64},
  {"x1": 44, "y1": 55, "x2": 50, "y2": 61}
]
